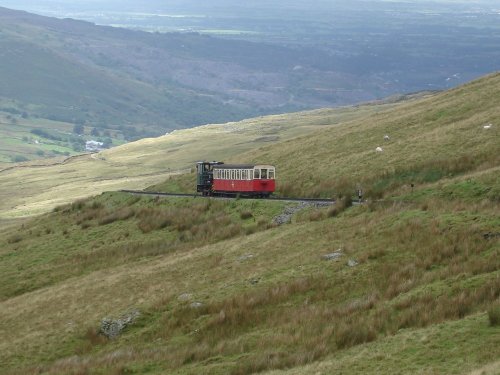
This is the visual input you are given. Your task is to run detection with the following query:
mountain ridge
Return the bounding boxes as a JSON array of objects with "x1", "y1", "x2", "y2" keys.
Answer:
[{"x1": 0, "y1": 6, "x2": 362, "y2": 137}]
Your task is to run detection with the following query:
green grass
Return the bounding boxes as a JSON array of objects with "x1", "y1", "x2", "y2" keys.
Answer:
[
  {"x1": 0, "y1": 192, "x2": 286, "y2": 301},
  {"x1": 153, "y1": 73, "x2": 500, "y2": 202},
  {"x1": 0, "y1": 102, "x2": 390, "y2": 221},
  {"x1": 0, "y1": 73, "x2": 499, "y2": 374},
  {"x1": 265, "y1": 313, "x2": 500, "y2": 375},
  {"x1": 0, "y1": 112, "x2": 126, "y2": 164},
  {"x1": 1, "y1": 177, "x2": 500, "y2": 374},
  {"x1": 0, "y1": 184, "x2": 498, "y2": 374}
]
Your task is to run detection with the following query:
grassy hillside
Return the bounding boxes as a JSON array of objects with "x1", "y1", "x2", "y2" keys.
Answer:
[
  {"x1": 0, "y1": 109, "x2": 127, "y2": 166},
  {"x1": 0, "y1": 102, "x2": 391, "y2": 222},
  {"x1": 159, "y1": 73, "x2": 499, "y2": 200},
  {"x1": 0, "y1": 74, "x2": 499, "y2": 374},
  {"x1": 251, "y1": 73, "x2": 500, "y2": 200},
  {"x1": 0, "y1": 173, "x2": 498, "y2": 374}
]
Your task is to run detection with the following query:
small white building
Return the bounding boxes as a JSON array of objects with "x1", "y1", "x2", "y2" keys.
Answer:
[{"x1": 85, "y1": 140, "x2": 104, "y2": 152}]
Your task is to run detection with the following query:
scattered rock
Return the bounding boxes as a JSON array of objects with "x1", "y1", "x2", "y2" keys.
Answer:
[
  {"x1": 100, "y1": 310, "x2": 140, "y2": 339},
  {"x1": 273, "y1": 202, "x2": 332, "y2": 225},
  {"x1": 384, "y1": 135, "x2": 390, "y2": 141},
  {"x1": 376, "y1": 147, "x2": 383, "y2": 152},
  {"x1": 483, "y1": 123, "x2": 492, "y2": 129},
  {"x1": 190, "y1": 302, "x2": 204, "y2": 309},
  {"x1": 347, "y1": 259, "x2": 359, "y2": 267},
  {"x1": 238, "y1": 254, "x2": 254, "y2": 262},
  {"x1": 273, "y1": 203, "x2": 307, "y2": 225},
  {"x1": 322, "y1": 250, "x2": 344, "y2": 261},
  {"x1": 483, "y1": 232, "x2": 500, "y2": 240},
  {"x1": 219, "y1": 310, "x2": 226, "y2": 321},
  {"x1": 178, "y1": 293, "x2": 193, "y2": 301},
  {"x1": 249, "y1": 277, "x2": 260, "y2": 285}
]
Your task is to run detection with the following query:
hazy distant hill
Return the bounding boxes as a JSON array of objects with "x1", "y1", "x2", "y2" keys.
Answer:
[
  {"x1": 0, "y1": 6, "x2": 369, "y2": 140},
  {"x1": 0, "y1": 7, "x2": 257, "y2": 138},
  {"x1": 2, "y1": 2, "x2": 500, "y2": 144}
]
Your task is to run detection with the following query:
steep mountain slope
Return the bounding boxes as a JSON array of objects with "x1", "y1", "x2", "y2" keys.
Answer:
[
  {"x1": 0, "y1": 5, "x2": 375, "y2": 140},
  {"x1": 0, "y1": 102, "x2": 391, "y2": 222},
  {"x1": 0, "y1": 74, "x2": 498, "y2": 374},
  {"x1": 0, "y1": 7, "x2": 253, "y2": 136},
  {"x1": 155, "y1": 72, "x2": 500, "y2": 199}
]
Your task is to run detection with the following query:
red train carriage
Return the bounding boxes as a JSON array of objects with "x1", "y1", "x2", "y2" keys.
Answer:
[
  {"x1": 213, "y1": 164, "x2": 276, "y2": 197},
  {"x1": 196, "y1": 162, "x2": 276, "y2": 197}
]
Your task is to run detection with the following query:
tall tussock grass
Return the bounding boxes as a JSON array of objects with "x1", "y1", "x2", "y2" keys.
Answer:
[
  {"x1": 277, "y1": 152, "x2": 499, "y2": 200},
  {"x1": 155, "y1": 277, "x2": 498, "y2": 374},
  {"x1": 4, "y1": 174, "x2": 499, "y2": 375},
  {"x1": 488, "y1": 302, "x2": 500, "y2": 326},
  {"x1": 123, "y1": 200, "x2": 498, "y2": 374},
  {"x1": 2, "y1": 193, "x2": 278, "y2": 301},
  {"x1": 148, "y1": 245, "x2": 499, "y2": 374},
  {"x1": 98, "y1": 207, "x2": 135, "y2": 226}
]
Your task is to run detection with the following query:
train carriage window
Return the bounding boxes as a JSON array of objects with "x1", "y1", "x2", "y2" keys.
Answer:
[
  {"x1": 254, "y1": 169, "x2": 260, "y2": 179},
  {"x1": 231, "y1": 170, "x2": 235, "y2": 180},
  {"x1": 261, "y1": 169, "x2": 268, "y2": 179},
  {"x1": 269, "y1": 169, "x2": 275, "y2": 179},
  {"x1": 236, "y1": 170, "x2": 241, "y2": 180}
]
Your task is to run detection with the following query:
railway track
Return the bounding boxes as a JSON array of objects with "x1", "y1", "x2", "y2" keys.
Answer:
[{"x1": 120, "y1": 189, "x2": 336, "y2": 205}]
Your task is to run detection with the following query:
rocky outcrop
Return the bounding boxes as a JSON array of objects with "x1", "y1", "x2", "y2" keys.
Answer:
[{"x1": 100, "y1": 310, "x2": 140, "y2": 339}]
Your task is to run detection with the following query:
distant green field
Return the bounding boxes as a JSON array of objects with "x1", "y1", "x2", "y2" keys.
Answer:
[{"x1": 0, "y1": 111, "x2": 125, "y2": 165}]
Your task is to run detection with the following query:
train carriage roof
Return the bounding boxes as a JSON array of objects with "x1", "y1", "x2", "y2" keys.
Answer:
[{"x1": 213, "y1": 164, "x2": 274, "y2": 169}]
